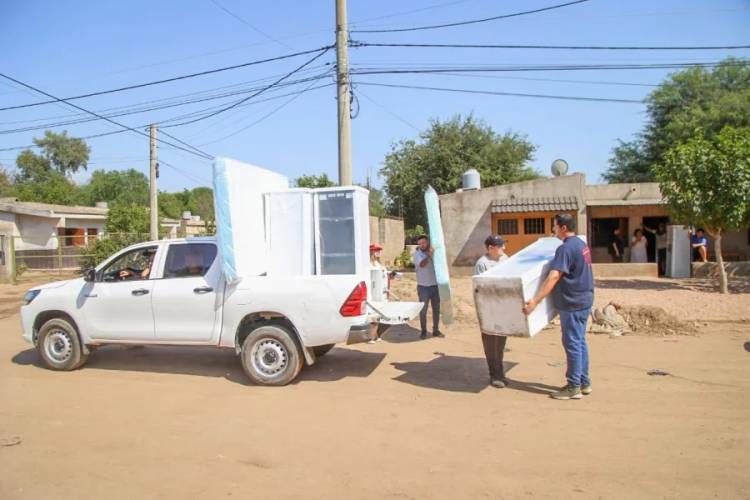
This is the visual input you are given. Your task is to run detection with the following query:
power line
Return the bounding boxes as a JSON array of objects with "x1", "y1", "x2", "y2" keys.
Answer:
[
  {"x1": 351, "y1": 60, "x2": 749, "y2": 75},
  {"x1": 208, "y1": 0, "x2": 293, "y2": 49},
  {"x1": 159, "y1": 159, "x2": 212, "y2": 185},
  {"x1": 352, "y1": 41, "x2": 750, "y2": 51},
  {"x1": 349, "y1": 0, "x2": 477, "y2": 26},
  {"x1": 0, "y1": 45, "x2": 334, "y2": 112},
  {"x1": 355, "y1": 86, "x2": 420, "y2": 131},
  {"x1": 350, "y1": 0, "x2": 591, "y2": 33},
  {"x1": 354, "y1": 81, "x2": 644, "y2": 104},
  {"x1": 162, "y1": 47, "x2": 332, "y2": 128},
  {"x1": 429, "y1": 72, "x2": 659, "y2": 87},
  {"x1": 0, "y1": 73, "x2": 214, "y2": 160},
  {"x1": 198, "y1": 81, "x2": 333, "y2": 146},
  {"x1": 0, "y1": 72, "x2": 334, "y2": 134}
]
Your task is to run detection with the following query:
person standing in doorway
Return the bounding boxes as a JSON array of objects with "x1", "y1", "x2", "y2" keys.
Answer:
[
  {"x1": 609, "y1": 227, "x2": 624, "y2": 263},
  {"x1": 643, "y1": 223, "x2": 667, "y2": 275},
  {"x1": 523, "y1": 214, "x2": 595, "y2": 400},
  {"x1": 412, "y1": 235, "x2": 443, "y2": 339},
  {"x1": 630, "y1": 229, "x2": 648, "y2": 263},
  {"x1": 475, "y1": 235, "x2": 510, "y2": 388}
]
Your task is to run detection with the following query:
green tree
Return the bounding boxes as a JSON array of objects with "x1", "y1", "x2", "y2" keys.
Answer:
[
  {"x1": 14, "y1": 168, "x2": 80, "y2": 205},
  {"x1": 295, "y1": 173, "x2": 335, "y2": 188},
  {"x1": 380, "y1": 114, "x2": 537, "y2": 227},
  {"x1": 158, "y1": 191, "x2": 185, "y2": 219},
  {"x1": 80, "y1": 169, "x2": 149, "y2": 206},
  {"x1": 34, "y1": 130, "x2": 90, "y2": 176},
  {"x1": 653, "y1": 126, "x2": 750, "y2": 294},
  {"x1": 0, "y1": 167, "x2": 16, "y2": 197},
  {"x1": 605, "y1": 58, "x2": 750, "y2": 182},
  {"x1": 191, "y1": 187, "x2": 214, "y2": 222},
  {"x1": 106, "y1": 202, "x2": 150, "y2": 234},
  {"x1": 368, "y1": 186, "x2": 387, "y2": 217}
]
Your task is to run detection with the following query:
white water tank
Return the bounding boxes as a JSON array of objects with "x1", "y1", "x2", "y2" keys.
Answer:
[
  {"x1": 181, "y1": 211, "x2": 192, "y2": 220},
  {"x1": 462, "y1": 169, "x2": 481, "y2": 190},
  {"x1": 95, "y1": 201, "x2": 108, "y2": 209}
]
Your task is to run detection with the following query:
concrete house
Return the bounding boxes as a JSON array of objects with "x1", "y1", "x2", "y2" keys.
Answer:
[{"x1": 439, "y1": 173, "x2": 750, "y2": 274}]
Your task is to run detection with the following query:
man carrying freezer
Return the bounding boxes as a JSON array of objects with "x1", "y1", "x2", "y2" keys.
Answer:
[
  {"x1": 412, "y1": 235, "x2": 443, "y2": 340},
  {"x1": 475, "y1": 235, "x2": 510, "y2": 388},
  {"x1": 523, "y1": 214, "x2": 595, "y2": 400}
]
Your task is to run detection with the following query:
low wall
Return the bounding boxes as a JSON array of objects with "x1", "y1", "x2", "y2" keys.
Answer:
[
  {"x1": 369, "y1": 216, "x2": 404, "y2": 267},
  {"x1": 692, "y1": 262, "x2": 750, "y2": 278}
]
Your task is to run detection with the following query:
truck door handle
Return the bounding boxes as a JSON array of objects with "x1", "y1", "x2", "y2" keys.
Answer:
[
  {"x1": 193, "y1": 286, "x2": 213, "y2": 294},
  {"x1": 131, "y1": 288, "x2": 150, "y2": 296}
]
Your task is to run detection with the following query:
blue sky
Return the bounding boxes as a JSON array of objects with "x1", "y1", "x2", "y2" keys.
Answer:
[{"x1": 0, "y1": 0, "x2": 748, "y2": 192}]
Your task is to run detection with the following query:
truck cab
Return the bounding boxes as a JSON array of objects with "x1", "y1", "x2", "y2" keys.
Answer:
[{"x1": 21, "y1": 237, "x2": 370, "y2": 386}]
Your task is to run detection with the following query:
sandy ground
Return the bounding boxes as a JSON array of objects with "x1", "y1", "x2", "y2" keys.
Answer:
[{"x1": 1, "y1": 272, "x2": 749, "y2": 499}]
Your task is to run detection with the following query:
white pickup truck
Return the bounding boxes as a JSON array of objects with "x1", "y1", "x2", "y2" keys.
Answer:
[{"x1": 20, "y1": 237, "x2": 371, "y2": 385}]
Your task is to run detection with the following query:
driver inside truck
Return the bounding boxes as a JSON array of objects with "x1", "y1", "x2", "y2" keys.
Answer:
[{"x1": 119, "y1": 249, "x2": 156, "y2": 281}]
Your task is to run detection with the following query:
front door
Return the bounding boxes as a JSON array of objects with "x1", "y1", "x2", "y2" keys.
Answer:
[
  {"x1": 80, "y1": 245, "x2": 158, "y2": 340},
  {"x1": 152, "y1": 242, "x2": 221, "y2": 342}
]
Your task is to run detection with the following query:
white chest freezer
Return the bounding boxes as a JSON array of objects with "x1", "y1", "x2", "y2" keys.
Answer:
[{"x1": 473, "y1": 237, "x2": 582, "y2": 338}]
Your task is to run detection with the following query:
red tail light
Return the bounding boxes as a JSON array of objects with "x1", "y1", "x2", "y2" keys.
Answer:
[{"x1": 340, "y1": 281, "x2": 367, "y2": 317}]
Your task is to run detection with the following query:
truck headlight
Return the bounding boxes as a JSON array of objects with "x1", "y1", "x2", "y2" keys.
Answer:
[{"x1": 23, "y1": 289, "x2": 40, "y2": 305}]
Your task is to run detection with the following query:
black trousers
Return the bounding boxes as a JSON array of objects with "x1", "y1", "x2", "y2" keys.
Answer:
[
  {"x1": 481, "y1": 333, "x2": 508, "y2": 380},
  {"x1": 657, "y1": 248, "x2": 666, "y2": 276}
]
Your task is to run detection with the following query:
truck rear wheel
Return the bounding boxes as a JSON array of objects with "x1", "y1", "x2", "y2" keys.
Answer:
[
  {"x1": 240, "y1": 324, "x2": 303, "y2": 386},
  {"x1": 312, "y1": 344, "x2": 335, "y2": 358},
  {"x1": 37, "y1": 318, "x2": 88, "y2": 371}
]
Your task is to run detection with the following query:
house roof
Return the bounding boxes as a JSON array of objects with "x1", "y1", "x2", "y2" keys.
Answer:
[
  {"x1": 492, "y1": 196, "x2": 579, "y2": 214},
  {"x1": 0, "y1": 198, "x2": 108, "y2": 218}
]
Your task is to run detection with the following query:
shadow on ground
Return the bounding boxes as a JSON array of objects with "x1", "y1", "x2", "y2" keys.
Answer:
[
  {"x1": 380, "y1": 324, "x2": 427, "y2": 344},
  {"x1": 12, "y1": 344, "x2": 386, "y2": 386},
  {"x1": 391, "y1": 352, "x2": 518, "y2": 393},
  {"x1": 596, "y1": 277, "x2": 750, "y2": 294}
]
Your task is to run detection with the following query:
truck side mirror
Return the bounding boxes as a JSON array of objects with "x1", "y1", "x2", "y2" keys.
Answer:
[{"x1": 83, "y1": 268, "x2": 96, "y2": 282}]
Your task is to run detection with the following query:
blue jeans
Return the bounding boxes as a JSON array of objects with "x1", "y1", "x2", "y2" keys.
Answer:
[
  {"x1": 417, "y1": 285, "x2": 440, "y2": 333},
  {"x1": 559, "y1": 308, "x2": 591, "y2": 387}
]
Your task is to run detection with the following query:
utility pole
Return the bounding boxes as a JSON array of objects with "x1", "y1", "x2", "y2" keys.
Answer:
[
  {"x1": 149, "y1": 124, "x2": 159, "y2": 240},
  {"x1": 335, "y1": 0, "x2": 352, "y2": 186}
]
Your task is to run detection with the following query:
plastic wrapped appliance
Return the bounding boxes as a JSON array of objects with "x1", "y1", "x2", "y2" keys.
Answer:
[
  {"x1": 213, "y1": 157, "x2": 289, "y2": 283},
  {"x1": 264, "y1": 189, "x2": 314, "y2": 277},
  {"x1": 665, "y1": 225, "x2": 690, "y2": 278},
  {"x1": 314, "y1": 187, "x2": 369, "y2": 276},
  {"x1": 473, "y1": 237, "x2": 584, "y2": 338}
]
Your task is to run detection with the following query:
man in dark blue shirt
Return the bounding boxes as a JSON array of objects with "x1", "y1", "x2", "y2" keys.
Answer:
[{"x1": 523, "y1": 214, "x2": 595, "y2": 400}]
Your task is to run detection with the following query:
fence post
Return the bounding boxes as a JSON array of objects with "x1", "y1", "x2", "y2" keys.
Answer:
[
  {"x1": 9, "y1": 235, "x2": 16, "y2": 285},
  {"x1": 57, "y1": 236, "x2": 63, "y2": 275}
]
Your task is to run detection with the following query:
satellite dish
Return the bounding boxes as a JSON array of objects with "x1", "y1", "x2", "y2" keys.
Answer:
[{"x1": 551, "y1": 159, "x2": 569, "y2": 176}]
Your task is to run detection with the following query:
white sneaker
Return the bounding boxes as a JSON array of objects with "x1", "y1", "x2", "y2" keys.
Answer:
[{"x1": 367, "y1": 339, "x2": 377, "y2": 344}]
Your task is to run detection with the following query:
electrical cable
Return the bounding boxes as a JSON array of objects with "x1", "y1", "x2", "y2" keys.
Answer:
[
  {"x1": 355, "y1": 81, "x2": 644, "y2": 103},
  {"x1": 0, "y1": 72, "x2": 334, "y2": 134},
  {"x1": 161, "y1": 47, "x2": 332, "y2": 128},
  {"x1": 0, "y1": 72, "x2": 214, "y2": 160},
  {"x1": 350, "y1": 0, "x2": 591, "y2": 33},
  {"x1": 351, "y1": 60, "x2": 749, "y2": 75},
  {"x1": 352, "y1": 41, "x2": 750, "y2": 51},
  {"x1": 198, "y1": 80, "x2": 332, "y2": 146},
  {"x1": 0, "y1": 45, "x2": 334, "y2": 112},
  {"x1": 159, "y1": 159, "x2": 212, "y2": 185},
  {"x1": 208, "y1": 0, "x2": 293, "y2": 49}
]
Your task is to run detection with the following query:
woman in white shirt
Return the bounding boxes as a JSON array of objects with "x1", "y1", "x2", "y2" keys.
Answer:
[{"x1": 630, "y1": 229, "x2": 648, "y2": 263}]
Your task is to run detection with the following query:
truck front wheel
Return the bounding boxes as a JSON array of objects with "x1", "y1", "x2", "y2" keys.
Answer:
[
  {"x1": 240, "y1": 324, "x2": 303, "y2": 386},
  {"x1": 37, "y1": 318, "x2": 88, "y2": 371}
]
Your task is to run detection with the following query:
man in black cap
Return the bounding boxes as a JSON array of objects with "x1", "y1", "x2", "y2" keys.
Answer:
[{"x1": 475, "y1": 235, "x2": 510, "y2": 388}]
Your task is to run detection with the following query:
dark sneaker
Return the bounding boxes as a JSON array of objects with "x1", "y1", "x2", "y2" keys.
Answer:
[
  {"x1": 550, "y1": 385, "x2": 582, "y2": 400},
  {"x1": 490, "y1": 378, "x2": 507, "y2": 388},
  {"x1": 581, "y1": 384, "x2": 592, "y2": 395},
  {"x1": 420, "y1": 331, "x2": 427, "y2": 340},
  {"x1": 433, "y1": 330, "x2": 445, "y2": 338}
]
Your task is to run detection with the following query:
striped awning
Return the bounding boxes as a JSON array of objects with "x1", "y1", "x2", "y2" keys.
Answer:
[{"x1": 492, "y1": 196, "x2": 579, "y2": 214}]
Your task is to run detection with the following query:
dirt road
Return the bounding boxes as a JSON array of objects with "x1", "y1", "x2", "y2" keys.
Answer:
[{"x1": 1, "y1": 275, "x2": 749, "y2": 499}]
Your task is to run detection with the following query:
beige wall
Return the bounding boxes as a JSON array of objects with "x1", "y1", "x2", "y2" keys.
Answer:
[
  {"x1": 440, "y1": 174, "x2": 587, "y2": 270},
  {"x1": 369, "y1": 216, "x2": 404, "y2": 267}
]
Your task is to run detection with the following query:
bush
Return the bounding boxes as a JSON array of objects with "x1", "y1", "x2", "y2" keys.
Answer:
[
  {"x1": 404, "y1": 225, "x2": 425, "y2": 245},
  {"x1": 395, "y1": 248, "x2": 415, "y2": 270}
]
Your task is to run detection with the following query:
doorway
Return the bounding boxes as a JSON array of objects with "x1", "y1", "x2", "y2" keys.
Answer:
[{"x1": 642, "y1": 216, "x2": 669, "y2": 262}]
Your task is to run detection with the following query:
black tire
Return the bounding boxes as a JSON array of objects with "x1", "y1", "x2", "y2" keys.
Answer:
[
  {"x1": 312, "y1": 344, "x2": 335, "y2": 358},
  {"x1": 37, "y1": 318, "x2": 88, "y2": 371},
  {"x1": 240, "y1": 324, "x2": 303, "y2": 386}
]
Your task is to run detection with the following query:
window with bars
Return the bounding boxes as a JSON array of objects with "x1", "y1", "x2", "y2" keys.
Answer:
[
  {"x1": 497, "y1": 219, "x2": 518, "y2": 235},
  {"x1": 524, "y1": 218, "x2": 546, "y2": 234}
]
